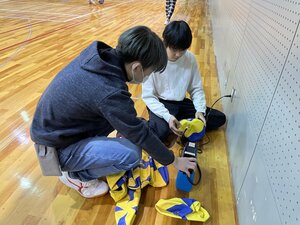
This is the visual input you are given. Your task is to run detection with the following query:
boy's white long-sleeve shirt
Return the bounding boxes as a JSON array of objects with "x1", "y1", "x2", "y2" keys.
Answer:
[{"x1": 142, "y1": 50, "x2": 206, "y2": 123}]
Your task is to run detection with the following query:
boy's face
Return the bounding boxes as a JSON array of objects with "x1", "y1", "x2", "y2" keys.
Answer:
[
  {"x1": 166, "y1": 47, "x2": 187, "y2": 62},
  {"x1": 128, "y1": 62, "x2": 153, "y2": 84}
]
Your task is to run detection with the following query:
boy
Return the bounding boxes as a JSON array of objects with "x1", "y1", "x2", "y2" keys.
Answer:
[{"x1": 142, "y1": 21, "x2": 226, "y2": 145}]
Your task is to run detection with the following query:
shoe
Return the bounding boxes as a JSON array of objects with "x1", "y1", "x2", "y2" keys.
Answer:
[
  {"x1": 164, "y1": 19, "x2": 170, "y2": 25},
  {"x1": 59, "y1": 171, "x2": 109, "y2": 198},
  {"x1": 88, "y1": 0, "x2": 96, "y2": 4},
  {"x1": 116, "y1": 131, "x2": 124, "y2": 138}
]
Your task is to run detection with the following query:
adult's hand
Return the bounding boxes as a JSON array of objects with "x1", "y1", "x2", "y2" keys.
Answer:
[
  {"x1": 195, "y1": 112, "x2": 207, "y2": 126},
  {"x1": 168, "y1": 115, "x2": 183, "y2": 136},
  {"x1": 172, "y1": 157, "x2": 197, "y2": 177}
]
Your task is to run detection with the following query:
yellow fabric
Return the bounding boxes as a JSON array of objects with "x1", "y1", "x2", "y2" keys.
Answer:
[
  {"x1": 155, "y1": 198, "x2": 210, "y2": 222},
  {"x1": 107, "y1": 151, "x2": 169, "y2": 225},
  {"x1": 114, "y1": 189, "x2": 141, "y2": 225},
  {"x1": 179, "y1": 118, "x2": 205, "y2": 139}
]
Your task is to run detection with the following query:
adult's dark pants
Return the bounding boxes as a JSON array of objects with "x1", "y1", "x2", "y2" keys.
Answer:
[{"x1": 147, "y1": 98, "x2": 226, "y2": 142}]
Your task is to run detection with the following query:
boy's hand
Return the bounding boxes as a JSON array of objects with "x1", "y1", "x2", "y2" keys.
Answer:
[
  {"x1": 168, "y1": 115, "x2": 183, "y2": 136},
  {"x1": 195, "y1": 112, "x2": 206, "y2": 126},
  {"x1": 172, "y1": 157, "x2": 197, "y2": 177}
]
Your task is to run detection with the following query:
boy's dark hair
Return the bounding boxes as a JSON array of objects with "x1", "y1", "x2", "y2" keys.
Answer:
[
  {"x1": 117, "y1": 26, "x2": 167, "y2": 73},
  {"x1": 163, "y1": 20, "x2": 192, "y2": 50}
]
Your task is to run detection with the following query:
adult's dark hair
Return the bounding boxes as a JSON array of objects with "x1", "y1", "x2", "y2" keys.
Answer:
[
  {"x1": 117, "y1": 26, "x2": 167, "y2": 73},
  {"x1": 163, "y1": 20, "x2": 192, "y2": 50}
]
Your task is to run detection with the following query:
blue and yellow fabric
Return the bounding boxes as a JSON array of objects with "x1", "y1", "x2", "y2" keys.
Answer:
[
  {"x1": 106, "y1": 151, "x2": 169, "y2": 225},
  {"x1": 155, "y1": 198, "x2": 210, "y2": 222},
  {"x1": 179, "y1": 118, "x2": 206, "y2": 142}
]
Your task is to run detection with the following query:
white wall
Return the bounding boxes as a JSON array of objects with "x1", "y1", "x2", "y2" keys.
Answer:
[{"x1": 209, "y1": 0, "x2": 300, "y2": 224}]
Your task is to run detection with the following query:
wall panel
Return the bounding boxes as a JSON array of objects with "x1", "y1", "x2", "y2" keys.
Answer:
[{"x1": 210, "y1": 0, "x2": 300, "y2": 224}]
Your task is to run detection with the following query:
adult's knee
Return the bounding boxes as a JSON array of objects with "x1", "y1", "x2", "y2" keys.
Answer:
[
  {"x1": 127, "y1": 145, "x2": 142, "y2": 165},
  {"x1": 118, "y1": 139, "x2": 142, "y2": 170}
]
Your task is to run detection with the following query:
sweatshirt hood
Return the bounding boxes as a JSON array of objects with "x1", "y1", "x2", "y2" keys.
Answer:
[{"x1": 79, "y1": 41, "x2": 128, "y2": 81}]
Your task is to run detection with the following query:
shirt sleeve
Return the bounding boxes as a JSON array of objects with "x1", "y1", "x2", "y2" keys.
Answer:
[
  {"x1": 187, "y1": 55, "x2": 207, "y2": 113},
  {"x1": 142, "y1": 75, "x2": 172, "y2": 123},
  {"x1": 98, "y1": 89, "x2": 175, "y2": 165}
]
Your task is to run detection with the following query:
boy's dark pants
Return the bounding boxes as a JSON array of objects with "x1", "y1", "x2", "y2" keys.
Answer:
[{"x1": 147, "y1": 98, "x2": 226, "y2": 142}]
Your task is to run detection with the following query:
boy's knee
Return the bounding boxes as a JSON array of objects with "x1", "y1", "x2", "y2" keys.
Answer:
[
  {"x1": 148, "y1": 121, "x2": 170, "y2": 142},
  {"x1": 147, "y1": 117, "x2": 170, "y2": 141},
  {"x1": 219, "y1": 112, "x2": 226, "y2": 126},
  {"x1": 207, "y1": 111, "x2": 226, "y2": 130},
  {"x1": 157, "y1": 126, "x2": 171, "y2": 141}
]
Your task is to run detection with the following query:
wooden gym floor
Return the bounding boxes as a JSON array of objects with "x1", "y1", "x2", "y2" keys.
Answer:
[{"x1": 0, "y1": 0, "x2": 238, "y2": 224}]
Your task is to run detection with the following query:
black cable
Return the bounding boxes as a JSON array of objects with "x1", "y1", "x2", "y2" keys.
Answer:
[
  {"x1": 199, "y1": 133, "x2": 210, "y2": 147},
  {"x1": 187, "y1": 163, "x2": 202, "y2": 185},
  {"x1": 198, "y1": 133, "x2": 210, "y2": 154},
  {"x1": 205, "y1": 94, "x2": 231, "y2": 121}
]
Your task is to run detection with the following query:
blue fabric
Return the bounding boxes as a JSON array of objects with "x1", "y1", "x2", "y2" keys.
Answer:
[
  {"x1": 166, "y1": 204, "x2": 193, "y2": 220},
  {"x1": 117, "y1": 213, "x2": 127, "y2": 225},
  {"x1": 149, "y1": 158, "x2": 157, "y2": 170},
  {"x1": 187, "y1": 127, "x2": 206, "y2": 142},
  {"x1": 129, "y1": 177, "x2": 141, "y2": 189},
  {"x1": 115, "y1": 206, "x2": 123, "y2": 212},
  {"x1": 128, "y1": 190, "x2": 135, "y2": 201},
  {"x1": 158, "y1": 167, "x2": 169, "y2": 184},
  {"x1": 58, "y1": 137, "x2": 141, "y2": 181},
  {"x1": 139, "y1": 159, "x2": 151, "y2": 169},
  {"x1": 116, "y1": 176, "x2": 127, "y2": 188},
  {"x1": 182, "y1": 198, "x2": 196, "y2": 206}
]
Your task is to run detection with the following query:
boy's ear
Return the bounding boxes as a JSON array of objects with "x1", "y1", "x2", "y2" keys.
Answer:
[{"x1": 132, "y1": 62, "x2": 142, "y2": 71}]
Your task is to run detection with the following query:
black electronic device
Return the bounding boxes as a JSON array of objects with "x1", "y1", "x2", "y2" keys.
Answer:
[
  {"x1": 176, "y1": 141, "x2": 201, "y2": 192},
  {"x1": 182, "y1": 142, "x2": 198, "y2": 158}
]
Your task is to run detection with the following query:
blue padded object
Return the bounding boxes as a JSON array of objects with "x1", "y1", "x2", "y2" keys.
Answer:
[
  {"x1": 179, "y1": 118, "x2": 206, "y2": 142},
  {"x1": 188, "y1": 127, "x2": 205, "y2": 142},
  {"x1": 176, "y1": 171, "x2": 195, "y2": 192}
]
